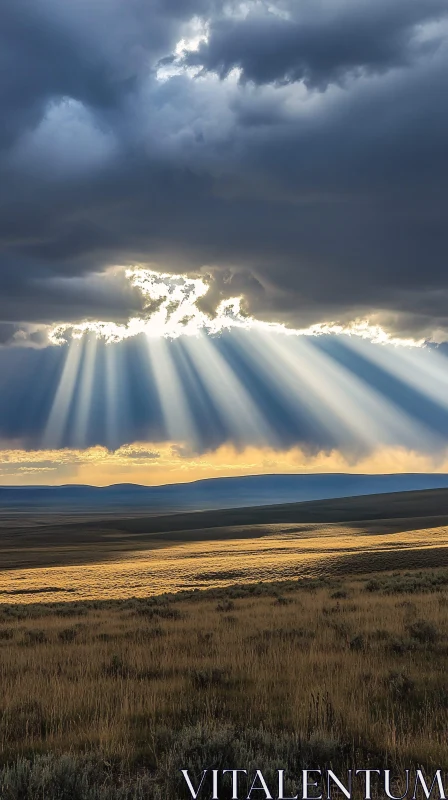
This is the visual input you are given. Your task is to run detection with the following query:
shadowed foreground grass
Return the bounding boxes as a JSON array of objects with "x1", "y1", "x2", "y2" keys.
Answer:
[{"x1": 0, "y1": 569, "x2": 448, "y2": 799}]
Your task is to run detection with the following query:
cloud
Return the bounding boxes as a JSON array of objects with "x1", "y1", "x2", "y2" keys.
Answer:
[
  {"x1": 0, "y1": 0, "x2": 447, "y2": 342},
  {"x1": 3, "y1": 441, "x2": 448, "y2": 486},
  {"x1": 47, "y1": 268, "x2": 426, "y2": 346},
  {"x1": 180, "y1": 0, "x2": 448, "y2": 88}
]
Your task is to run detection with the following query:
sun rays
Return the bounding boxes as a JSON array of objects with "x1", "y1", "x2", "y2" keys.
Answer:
[
  {"x1": 346, "y1": 336, "x2": 448, "y2": 415},
  {"x1": 39, "y1": 323, "x2": 448, "y2": 458},
  {"x1": 145, "y1": 335, "x2": 197, "y2": 446},
  {"x1": 40, "y1": 269, "x2": 441, "y2": 456},
  {"x1": 42, "y1": 338, "x2": 84, "y2": 449}
]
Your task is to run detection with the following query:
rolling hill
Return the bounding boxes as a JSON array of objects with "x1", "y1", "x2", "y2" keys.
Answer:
[{"x1": 2, "y1": 472, "x2": 448, "y2": 514}]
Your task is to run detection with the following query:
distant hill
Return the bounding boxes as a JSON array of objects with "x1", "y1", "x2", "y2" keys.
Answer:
[{"x1": 2, "y1": 472, "x2": 448, "y2": 513}]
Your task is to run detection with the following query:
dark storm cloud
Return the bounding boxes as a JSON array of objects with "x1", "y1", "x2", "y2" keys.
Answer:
[
  {"x1": 0, "y1": 0, "x2": 213, "y2": 145},
  {"x1": 181, "y1": 0, "x2": 447, "y2": 88},
  {"x1": 1, "y1": 0, "x2": 448, "y2": 339},
  {"x1": 0, "y1": 265, "x2": 144, "y2": 326}
]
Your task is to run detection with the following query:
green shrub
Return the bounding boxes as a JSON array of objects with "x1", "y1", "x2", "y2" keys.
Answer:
[{"x1": 406, "y1": 620, "x2": 439, "y2": 646}]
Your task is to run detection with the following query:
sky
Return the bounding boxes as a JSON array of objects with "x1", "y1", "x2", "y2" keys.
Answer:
[{"x1": 1, "y1": 0, "x2": 448, "y2": 485}]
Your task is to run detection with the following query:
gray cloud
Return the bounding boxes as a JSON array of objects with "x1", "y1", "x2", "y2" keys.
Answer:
[
  {"x1": 0, "y1": 0, "x2": 448, "y2": 340},
  {"x1": 181, "y1": 0, "x2": 448, "y2": 88}
]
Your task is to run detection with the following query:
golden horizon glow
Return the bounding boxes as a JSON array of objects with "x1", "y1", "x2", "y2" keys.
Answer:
[{"x1": 2, "y1": 441, "x2": 448, "y2": 486}]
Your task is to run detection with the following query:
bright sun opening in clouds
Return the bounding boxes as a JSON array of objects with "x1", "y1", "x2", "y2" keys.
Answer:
[
  {"x1": 0, "y1": 267, "x2": 443, "y2": 473},
  {"x1": 48, "y1": 268, "x2": 425, "y2": 348}
]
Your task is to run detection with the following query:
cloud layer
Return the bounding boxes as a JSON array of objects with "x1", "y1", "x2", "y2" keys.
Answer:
[
  {"x1": 1, "y1": 0, "x2": 448, "y2": 340},
  {"x1": 4, "y1": 442, "x2": 448, "y2": 487}
]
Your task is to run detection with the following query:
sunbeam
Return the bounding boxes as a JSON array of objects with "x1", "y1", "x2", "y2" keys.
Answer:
[
  {"x1": 182, "y1": 332, "x2": 278, "y2": 447},
  {"x1": 72, "y1": 335, "x2": 98, "y2": 448},
  {"x1": 145, "y1": 335, "x2": 198, "y2": 446},
  {"x1": 42, "y1": 339, "x2": 84, "y2": 449},
  {"x1": 234, "y1": 329, "x2": 347, "y2": 448},
  {"x1": 104, "y1": 341, "x2": 125, "y2": 450},
  {"x1": 295, "y1": 336, "x2": 437, "y2": 451},
  {"x1": 345, "y1": 337, "x2": 448, "y2": 414},
  {"x1": 247, "y1": 330, "x2": 436, "y2": 452}
]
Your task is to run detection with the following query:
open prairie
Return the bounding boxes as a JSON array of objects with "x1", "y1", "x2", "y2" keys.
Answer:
[
  {"x1": 1, "y1": 489, "x2": 448, "y2": 798},
  {"x1": 1, "y1": 489, "x2": 448, "y2": 603},
  {"x1": 1, "y1": 569, "x2": 448, "y2": 799}
]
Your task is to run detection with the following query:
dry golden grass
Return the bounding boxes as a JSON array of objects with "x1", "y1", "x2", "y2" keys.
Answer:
[
  {"x1": 2, "y1": 523, "x2": 448, "y2": 602},
  {"x1": 2, "y1": 493, "x2": 448, "y2": 797},
  {"x1": 1, "y1": 568, "x2": 448, "y2": 792}
]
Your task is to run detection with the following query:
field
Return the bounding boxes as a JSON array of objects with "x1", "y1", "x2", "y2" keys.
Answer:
[
  {"x1": 1, "y1": 489, "x2": 448, "y2": 602},
  {"x1": 1, "y1": 490, "x2": 448, "y2": 798}
]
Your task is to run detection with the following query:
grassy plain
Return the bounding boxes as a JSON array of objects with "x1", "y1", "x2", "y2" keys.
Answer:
[
  {"x1": 1, "y1": 570, "x2": 448, "y2": 798},
  {"x1": 1, "y1": 490, "x2": 448, "y2": 798},
  {"x1": 1, "y1": 489, "x2": 448, "y2": 602}
]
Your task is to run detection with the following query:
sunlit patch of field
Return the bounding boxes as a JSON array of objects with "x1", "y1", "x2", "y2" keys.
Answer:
[{"x1": 1, "y1": 522, "x2": 448, "y2": 603}]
